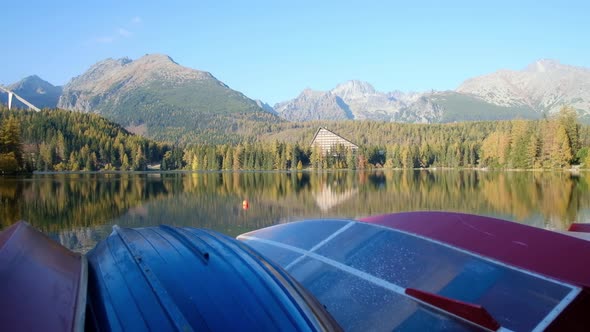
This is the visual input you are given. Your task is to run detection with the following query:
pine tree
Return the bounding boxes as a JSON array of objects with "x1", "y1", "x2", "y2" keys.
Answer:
[
  {"x1": 233, "y1": 144, "x2": 243, "y2": 170},
  {"x1": 346, "y1": 147, "x2": 355, "y2": 170},
  {"x1": 554, "y1": 125, "x2": 573, "y2": 168},
  {"x1": 290, "y1": 144, "x2": 299, "y2": 170},
  {"x1": 310, "y1": 145, "x2": 322, "y2": 170},
  {"x1": 419, "y1": 142, "x2": 431, "y2": 168},
  {"x1": 509, "y1": 120, "x2": 530, "y2": 168},
  {"x1": 527, "y1": 130, "x2": 541, "y2": 169},
  {"x1": 558, "y1": 106, "x2": 581, "y2": 163},
  {"x1": 68, "y1": 152, "x2": 80, "y2": 171},
  {"x1": 56, "y1": 130, "x2": 67, "y2": 162},
  {"x1": 223, "y1": 146, "x2": 233, "y2": 170},
  {"x1": 39, "y1": 142, "x2": 54, "y2": 171},
  {"x1": 296, "y1": 160, "x2": 303, "y2": 170},
  {"x1": 121, "y1": 153, "x2": 130, "y2": 171},
  {"x1": 132, "y1": 145, "x2": 146, "y2": 171},
  {"x1": 0, "y1": 116, "x2": 23, "y2": 170},
  {"x1": 401, "y1": 145, "x2": 412, "y2": 168}
]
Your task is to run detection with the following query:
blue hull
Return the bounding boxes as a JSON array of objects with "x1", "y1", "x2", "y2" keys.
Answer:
[{"x1": 86, "y1": 225, "x2": 340, "y2": 331}]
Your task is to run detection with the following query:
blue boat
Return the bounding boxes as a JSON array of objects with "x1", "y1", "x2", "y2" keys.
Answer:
[{"x1": 85, "y1": 225, "x2": 341, "y2": 331}]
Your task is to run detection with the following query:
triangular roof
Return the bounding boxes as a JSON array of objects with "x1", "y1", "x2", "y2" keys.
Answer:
[{"x1": 310, "y1": 127, "x2": 358, "y2": 148}]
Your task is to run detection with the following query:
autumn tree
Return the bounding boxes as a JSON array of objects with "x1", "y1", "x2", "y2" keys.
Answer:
[
  {"x1": 558, "y1": 106, "x2": 581, "y2": 163},
  {"x1": 0, "y1": 116, "x2": 23, "y2": 172}
]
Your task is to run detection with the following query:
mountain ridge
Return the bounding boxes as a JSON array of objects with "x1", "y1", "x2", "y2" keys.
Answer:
[
  {"x1": 2, "y1": 57, "x2": 589, "y2": 145},
  {"x1": 57, "y1": 54, "x2": 223, "y2": 112},
  {"x1": 457, "y1": 59, "x2": 590, "y2": 116},
  {"x1": 0, "y1": 75, "x2": 62, "y2": 109},
  {"x1": 54, "y1": 53, "x2": 278, "y2": 143},
  {"x1": 272, "y1": 59, "x2": 590, "y2": 123}
]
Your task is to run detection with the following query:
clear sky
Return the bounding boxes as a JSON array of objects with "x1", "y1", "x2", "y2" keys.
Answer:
[{"x1": 1, "y1": 0, "x2": 588, "y2": 105}]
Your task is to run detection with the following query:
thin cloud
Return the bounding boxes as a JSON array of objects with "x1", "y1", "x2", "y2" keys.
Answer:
[
  {"x1": 96, "y1": 36, "x2": 115, "y2": 44},
  {"x1": 92, "y1": 17, "x2": 141, "y2": 45},
  {"x1": 118, "y1": 28, "x2": 132, "y2": 38}
]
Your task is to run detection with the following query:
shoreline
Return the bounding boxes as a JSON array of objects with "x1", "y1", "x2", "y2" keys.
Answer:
[{"x1": 19, "y1": 166, "x2": 589, "y2": 176}]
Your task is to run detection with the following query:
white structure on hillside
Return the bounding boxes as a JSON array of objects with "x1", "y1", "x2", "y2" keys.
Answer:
[
  {"x1": 0, "y1": 86, "x2": 41, "y2": 111},
  {"x1": 310, "y1": 127, "x2": 358, "y2": 155}
]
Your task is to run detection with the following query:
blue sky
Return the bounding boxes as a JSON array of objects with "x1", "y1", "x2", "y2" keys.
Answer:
[{"x1": 1, "y1": 0, "x2": 589, "y2": 105}]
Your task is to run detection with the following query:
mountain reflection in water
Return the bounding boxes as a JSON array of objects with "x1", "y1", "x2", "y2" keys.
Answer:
[{"x1": 0, "y1": 170, "x2": 588, "y2": 252}]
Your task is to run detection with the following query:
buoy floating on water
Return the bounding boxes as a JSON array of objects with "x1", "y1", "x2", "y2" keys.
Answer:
[{"x1": 242, "y1": 200, "x2": 249, "y2": 210}]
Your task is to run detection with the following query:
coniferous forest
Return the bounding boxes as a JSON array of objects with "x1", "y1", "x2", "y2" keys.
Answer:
[
  {"x1": 1, "y1": 106, "x2": 589, "y2": 174},
  {"x1": 0, "y1": 108, "x2": 171, "y2": 173}
]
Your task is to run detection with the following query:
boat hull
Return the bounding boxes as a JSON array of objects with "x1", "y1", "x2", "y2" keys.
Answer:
[
  {"x1": 0, "y1": 221, "x2": 87, "y2": 332},
  {"x1": 239, "y1": 215, "x2": 589, "y2": 331},
  {"x1": 86, "y1": 225, "x2": 340, "y2": 331},
  {"x1": 360, "y1": 211, "x2": 590, "y2": 289}
]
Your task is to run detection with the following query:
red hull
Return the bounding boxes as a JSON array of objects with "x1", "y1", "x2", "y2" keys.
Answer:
[
  {"x1": 569, "y1": 223, "x2": 590, "y2": 233},
  {"x1": 360, "y1": 212, "x2": 590, "y2": 289},
  {"x1": 0, "y1": 222, "x2": 87, "y2": 331}
]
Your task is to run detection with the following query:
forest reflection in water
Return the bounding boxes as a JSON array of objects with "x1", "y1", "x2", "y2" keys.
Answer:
[{"x1": 0, "y1": 170, "x2": 589, "y2": 251}]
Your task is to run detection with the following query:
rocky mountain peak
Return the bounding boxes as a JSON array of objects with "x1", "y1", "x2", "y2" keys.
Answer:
[
  {"x1": 67, "y1": 57, "x2": 130, "y2": 88},
  {"x1": 54, "y1": 54, "x2": 271, "y2": 141},
  {"x1": 19, "y1": 74, "x2": 43, "y2": 83},
  {"x1": 275, "y1": 80, "x2": 409, "y2": 122},
  {"x1": 9, "y1": 75, "x2": 54, "y2": 91},
  {"x1": 92, "y1": 57, "x2": 132, "y2": 70},
  {"x1": 273, "y1": 88, "x2": 351, "y2": 121},
  {"x1": 59, "y1": 54, "x2": 220, "y2": 112},
  {"x1": 524, "y1": 59, "x2": 563, "y2": 73},
  {"x1": 255, "y1": 100, "x2": 276, "y2": 114},
  {"x1": 134, "y1": 53, "x2": 179, "y2": 66},
  {"x1": 299, "y1": 88, "x2": 326, "y2": 99},
  {"x1": 4, "y1": 75, "x2": 62, "y2": 108},
  {"x1": 331, "y1": 80, "x2": 376, "y2": 98},
  {"x1": 457, "y1": 59, "x2": 590, "y2": 115}
]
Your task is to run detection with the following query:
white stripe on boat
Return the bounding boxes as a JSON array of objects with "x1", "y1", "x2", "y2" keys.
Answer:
[
  {"x1": 241, "y1": 235, "x2": 515, "y2": 331},
  {"x1": 285, "y1": 221, "x2": 355, "y2": 270},
  {"x1": 532, "y1": 286, "x2": 581, "y2": 332}
]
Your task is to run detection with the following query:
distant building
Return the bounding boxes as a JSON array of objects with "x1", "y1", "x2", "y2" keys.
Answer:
[{"x1": 310, "y1": 127, "x2": 358, "y2": 155}]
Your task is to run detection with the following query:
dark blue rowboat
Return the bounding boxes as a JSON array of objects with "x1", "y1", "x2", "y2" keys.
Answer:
[
  {"x1": 0, "y1": 221, "x2": 87, "y2": 331},
  {"x1": 86, "y1": 225, "x2": 341, "y2": 331}
]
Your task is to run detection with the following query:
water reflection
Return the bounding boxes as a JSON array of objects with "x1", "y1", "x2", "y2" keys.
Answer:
[
  {"x1": 0, "y1": 170, "x2": 589, "y2": 251},
  {"x1": 314, "y1": 184, "x2": 358, "y2": 211}
]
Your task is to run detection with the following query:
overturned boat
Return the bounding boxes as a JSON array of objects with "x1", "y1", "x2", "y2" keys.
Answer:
[
  {"x1": 85, "y1": 225, "x2": 340, "y2": 331},
  {"x1": 240, "y1": 212, "x2": 590, "y2": 331},
  {"x1": 1, "y1": 212, "x2": 589, "y2": 331},
  {"x1": 0, "y1": 222, "x2": 87, "y2": 332}
]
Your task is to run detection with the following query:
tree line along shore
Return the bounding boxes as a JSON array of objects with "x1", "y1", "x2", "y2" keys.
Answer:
[{"x1": 1, "y1": 106, "x2": 589, "y2": 174}]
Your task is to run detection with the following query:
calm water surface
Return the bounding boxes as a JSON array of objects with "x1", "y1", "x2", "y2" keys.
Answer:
[{"x1": 1, "y1": 170, "x2": 589, "y2": 252}]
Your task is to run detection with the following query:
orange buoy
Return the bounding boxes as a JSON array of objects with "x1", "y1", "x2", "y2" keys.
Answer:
[{"x1": 242, "y1": 200, "x2": 249, "y2": 210}]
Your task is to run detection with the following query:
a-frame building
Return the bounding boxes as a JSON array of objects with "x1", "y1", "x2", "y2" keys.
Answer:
[{"x1": 310, "y1": 127, "x2": 358, "y2": 155}]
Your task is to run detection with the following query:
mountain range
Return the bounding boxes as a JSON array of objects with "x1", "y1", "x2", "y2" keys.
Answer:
[
  {"x1": 2, "y1": 56, "x2": 589, "y2": 143},
  {"x1": 274, "y1": 59, "x2": 590, "y2": 123}
]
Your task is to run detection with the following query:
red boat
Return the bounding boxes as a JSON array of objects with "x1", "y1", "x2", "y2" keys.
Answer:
[
  {"x1": 239, "y1": 212, "x2": 590, "y2": 331},
  {"x1": 0, "y1": 222, "x2": 87, "y2": 331}
]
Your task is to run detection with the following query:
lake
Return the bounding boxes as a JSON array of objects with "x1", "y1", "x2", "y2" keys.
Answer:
[{"x1": 1, "y1": 170, "x2": 589, "y2": 252}]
